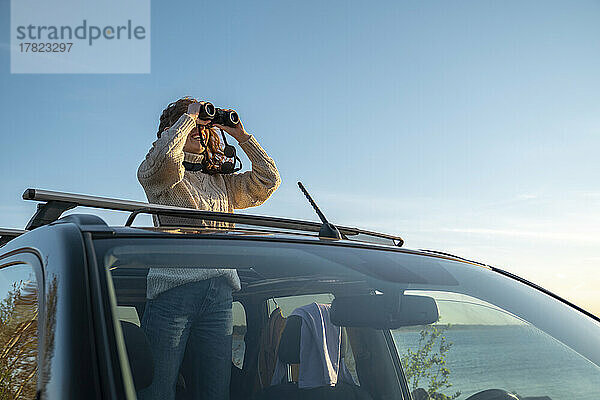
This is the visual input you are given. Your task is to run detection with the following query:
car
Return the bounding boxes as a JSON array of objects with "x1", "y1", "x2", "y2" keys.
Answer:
[{"x1": 1, "y1": 188, "x2": 599, "y2": 400}]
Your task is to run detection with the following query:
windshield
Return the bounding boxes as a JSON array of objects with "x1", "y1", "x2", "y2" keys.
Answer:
[{"x1": 94, "y1": 237, "x2": 600, "y2": 400}]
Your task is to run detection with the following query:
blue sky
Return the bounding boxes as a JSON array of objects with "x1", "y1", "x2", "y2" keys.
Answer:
[{"x1": 1, "y1": 1, "x2": 599, "y2": 314}]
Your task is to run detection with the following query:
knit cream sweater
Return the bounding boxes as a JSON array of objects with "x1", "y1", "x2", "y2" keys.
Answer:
[{"x1": 138, "y1": 113, "x2": 281, "y2": 299}]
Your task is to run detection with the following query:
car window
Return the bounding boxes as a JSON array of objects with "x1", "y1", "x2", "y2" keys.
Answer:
[
  {"x1": 393, "y1": 290, "x2": 600, "y2": 400},
  {"x1": 267, "y1": 293, "x2": 334, "y2": 316},
  {"x1": 94, "y1": 237, "x2": 600, "y2": 400},
  {"x1": 0, "y1": 263, "x2": 39, "y2": 399},
  {"x1": 232, "y1": 301, "x2": 246, "y2": 368}
]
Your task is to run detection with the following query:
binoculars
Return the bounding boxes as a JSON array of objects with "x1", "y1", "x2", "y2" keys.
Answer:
[{"x1": 196, "y1": 102, "x2": 240, "y2": 128}]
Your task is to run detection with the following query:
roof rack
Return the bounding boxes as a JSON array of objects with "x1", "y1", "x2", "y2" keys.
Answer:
[
  {"x1": 0, "y1": 228, "x2": 26, "y2": 246},
  {"x1": 22, "y1": 188, "x2": 404, "y2": 246}
]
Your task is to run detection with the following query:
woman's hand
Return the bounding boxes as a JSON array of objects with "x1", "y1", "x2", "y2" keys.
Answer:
[
  {"x1": 187, "y1": 103, "x2": 211, "y2": 126},
  {"x1": 214, "y1": 119, "x2": 251, "y2": 143}
]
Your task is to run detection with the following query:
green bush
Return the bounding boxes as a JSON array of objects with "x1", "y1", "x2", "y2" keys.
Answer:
[{"x1": 400, "y1": 323, "x2": 461, "y2": 400}]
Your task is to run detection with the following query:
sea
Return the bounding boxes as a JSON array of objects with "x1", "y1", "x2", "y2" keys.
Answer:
[
  {"x1": 392, "y1": 324, "x2": 600, "y2": 400},
  {"x1": 233, "y1": 324, "x2": 600, "y2": 399}
]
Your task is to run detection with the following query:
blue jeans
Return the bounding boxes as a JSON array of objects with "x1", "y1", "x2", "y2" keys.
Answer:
[{"x1": 138, "y1": 277, "x2": 233, "y2": 400}]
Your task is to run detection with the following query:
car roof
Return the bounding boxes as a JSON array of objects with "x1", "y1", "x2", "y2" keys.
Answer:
[
  {"x1": 92, "y1": 225, "x2": 493, "y2": 269},
  {"x1": 104, "y1": 225, "x2": 394, "y2": 246}
]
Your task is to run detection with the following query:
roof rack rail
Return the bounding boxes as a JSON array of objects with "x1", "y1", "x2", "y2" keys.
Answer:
[
  {"x1": 22, "y1": 188, "x2": 404, "y2": 246},
  {"x1": 0, "y1": 228, "x2": 26, "y2": 247}
]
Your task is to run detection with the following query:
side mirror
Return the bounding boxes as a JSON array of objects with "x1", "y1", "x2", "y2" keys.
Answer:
[{"x1": 330, "y1": 293, "x2": 439, "y2": 329}]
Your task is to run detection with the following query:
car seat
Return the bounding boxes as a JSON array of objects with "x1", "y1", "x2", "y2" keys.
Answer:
[
  {"x1": 257, "y1": 306, "x2": 287, "y2": 388},
  {"x1": 120, "y1": 321, "x2": 154, "y2": 391},
  {"x1": 255, "y1": 315, "x2": 372, "y2": 400}
]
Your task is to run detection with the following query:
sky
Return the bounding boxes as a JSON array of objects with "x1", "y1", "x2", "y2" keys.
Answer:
[{"x1": 1, "y1": 1, "x2": 599, "y2": 315}]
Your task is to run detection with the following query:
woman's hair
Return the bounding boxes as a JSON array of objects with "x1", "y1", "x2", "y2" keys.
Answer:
[{"x1": 157, "y1": 97, "x2": 226, "y2": 174}]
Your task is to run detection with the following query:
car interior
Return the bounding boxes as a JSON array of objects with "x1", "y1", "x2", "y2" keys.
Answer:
[{"x1": 111, "y1": 267, "x2": 405, "y2": 400}]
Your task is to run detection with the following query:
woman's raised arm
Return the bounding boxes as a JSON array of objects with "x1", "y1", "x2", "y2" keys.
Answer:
[
  {"x1": 137, "y1": 113, "x2": 196, "y2": 197},
  {"x1": 222, "y1": 135, "x2": 281, "y2": 209}
]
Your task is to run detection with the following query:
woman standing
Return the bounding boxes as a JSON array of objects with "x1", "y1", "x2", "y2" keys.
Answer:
[{"x1": 137, "y1": 97, "x2": 281, "y2": 400}]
